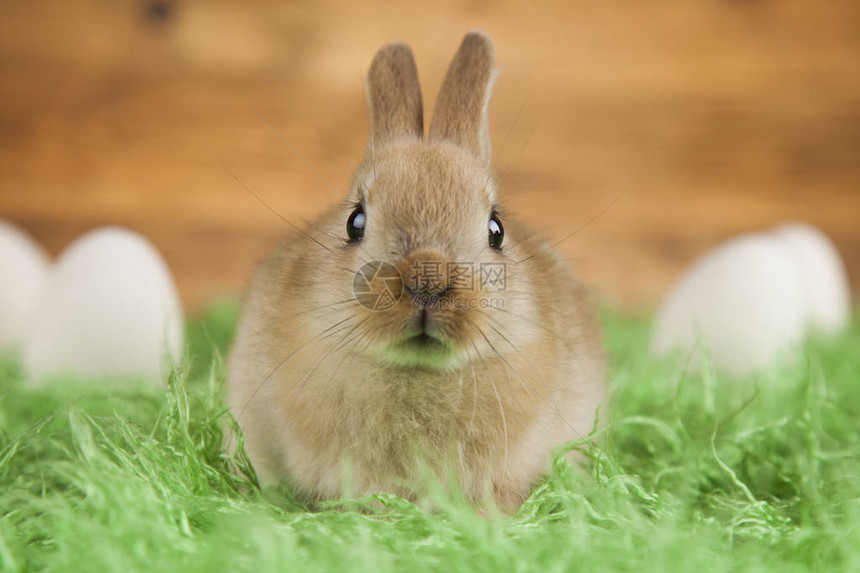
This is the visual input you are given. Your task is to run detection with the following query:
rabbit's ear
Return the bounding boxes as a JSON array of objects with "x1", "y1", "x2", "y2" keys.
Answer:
[
  {"x1": 429, "y1": 32, "x2": 496, "y2": 166},
  {"x1": 365, "y1": 43, "x2": 424, "y2": 146}
]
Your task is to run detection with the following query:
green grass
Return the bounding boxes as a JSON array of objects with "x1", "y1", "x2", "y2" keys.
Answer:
[{"x1": 1, "y1": 303, "x2": 859, "y2": 572}]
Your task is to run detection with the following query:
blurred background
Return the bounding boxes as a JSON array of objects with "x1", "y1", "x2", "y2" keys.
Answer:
[{"x1": 2, "y1": 0, "x2": 858, "y2": 312}]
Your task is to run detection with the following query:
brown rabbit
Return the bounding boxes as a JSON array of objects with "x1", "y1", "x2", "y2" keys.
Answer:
[{"x1": 227, "y1": 32, "x2": 604, "y2": 512}]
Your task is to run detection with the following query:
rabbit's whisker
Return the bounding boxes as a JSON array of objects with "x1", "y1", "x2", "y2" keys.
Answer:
[
  {"x1": 508, "y1": 113, "x2": 604, "y2": 202},
  {"x1": 256, "y1": 111, "x2": 345, "y2": 200},
  {"x1": 493, "y1": 90, "x2": 531, "y2": 185},
  {"x1": 494, "y1": 223, "x2": 555, "y2": 251},
  {"x1": 467, "y1": 320, "x2": 584, "y2": 441},
  {"x1": 483, "y1": 310, "x2": 584, "y2": 405},
  {"x1": 283, "y1": 317, "x2": 371, "y2": 403},
  {"x1": 469, "y1": 361, "x2": 479, "y2": 431},
  {"x1": 517, "y1": 187, "x2": 625, "y2": 264},
  {"x1": 491, "y1": 306, "x2": 556, "y2": 338},
  {"x1": 236, "y1": 314, "x2": 357, "y2": 420},
  {"x1": 308, "y1": 330, "x2": 375, "y2": 407},
  {"x1": 283, "y1": 298, "x2": 359, "y2": 321},
  {"x1": 221, "y1": 162, "x2": 333, "y2": 253},
  {"x1": 469, "y1": 339, "x2": 509, "y2": 469},
  {"x1": 482, "y1": 318, "x2": 535, "y2": 401},
  {"x1": 463, "y1": 318, "x2": 531, "y2": 401}
]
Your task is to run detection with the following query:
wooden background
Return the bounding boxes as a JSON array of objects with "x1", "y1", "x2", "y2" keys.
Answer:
[{"x1": 1, "y1": 0, "x2": 858, "y2": 311}]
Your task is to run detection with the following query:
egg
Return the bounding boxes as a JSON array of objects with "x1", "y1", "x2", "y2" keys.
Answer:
[
  {"x1": 22, "y1": 227, "x2": 184, "y2": 385},
  {"x1": 651, "y1": 233, "x2": 808, "y2": 377},
  {"x1": 771, "y1": 223, "x2": 851, "y2": 334},
  {"x1": 0, "y1": 221, "x2": 51, "y2": 352}
]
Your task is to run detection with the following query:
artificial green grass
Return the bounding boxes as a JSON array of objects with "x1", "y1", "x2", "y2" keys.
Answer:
[{"x1": 1, "y1": 303, "x2": 859, "y2": 572}]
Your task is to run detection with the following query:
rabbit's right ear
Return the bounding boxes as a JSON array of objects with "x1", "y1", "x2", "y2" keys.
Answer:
[
  {"x1": 429, "y1": 32, "x2": 496, "y2": 166},
  {"x1": 365, "y1": 43, "x2": 424, "y2": 147}
]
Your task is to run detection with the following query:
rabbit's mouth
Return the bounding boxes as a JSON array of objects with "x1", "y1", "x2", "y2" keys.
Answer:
[
  {"x1": 379, "y1": 330, "x2": 460, "y2": 370},
  {"x1": 404, "y1": 332, "x2": 445, "y2": 350}
]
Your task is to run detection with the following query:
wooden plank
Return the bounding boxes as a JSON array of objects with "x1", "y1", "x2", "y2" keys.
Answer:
[{"x1": 1, "y1": 0, "x2": 858, "y2": 310}]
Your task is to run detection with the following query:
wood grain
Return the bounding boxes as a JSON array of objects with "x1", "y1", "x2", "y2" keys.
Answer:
[{"x1": 1, "y1": 0, "x2": 858, "y2": 310}]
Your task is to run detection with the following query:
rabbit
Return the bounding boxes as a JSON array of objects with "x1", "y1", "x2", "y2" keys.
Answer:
[{"x1": 227, "y1": 32, "x2": 605, "y2": 512}]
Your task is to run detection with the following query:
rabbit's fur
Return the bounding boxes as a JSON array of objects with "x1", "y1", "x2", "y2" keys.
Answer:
[{"x1": 227, "y1": 32, "x2": 604, "y2": 512}]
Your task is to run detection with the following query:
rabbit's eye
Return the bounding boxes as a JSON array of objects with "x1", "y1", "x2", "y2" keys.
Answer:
[
  {"x1": 488, "y1": 213, "x2": 504, "y2": 249},
  {"x1": 347, "y1": 205, "x2": 365, "y2": 242}
]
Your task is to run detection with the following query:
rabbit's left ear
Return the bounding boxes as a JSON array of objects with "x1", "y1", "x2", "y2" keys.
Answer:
[
  {"x1": 365, "y1": 43, "x2": 424, "y2": 146},
  {"x1": 429, "y1": 32, "x2": 497, "y2": 167}
]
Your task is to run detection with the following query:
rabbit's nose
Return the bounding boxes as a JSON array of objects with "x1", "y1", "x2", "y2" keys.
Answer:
[
  {"x1": 404, "y1": 283, "x2": 452, "y2": 298},
  {"x1": 396, "y1": 249, "x2": 451, "y2": 296}
]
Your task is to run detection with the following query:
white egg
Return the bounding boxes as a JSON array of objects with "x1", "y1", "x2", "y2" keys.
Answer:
[
  {"x1": 0, "y1": 221, "x2": 51, "y2": 352},
  {"x1": 771, "y1": 223, "x2": 851, "y2": 334},
  {"x1": 651, "y1": 233, "x2": 807, "y2": 377},
  {"x1": 22, "y1": 227, "x2": 184, "y2": 385}
]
